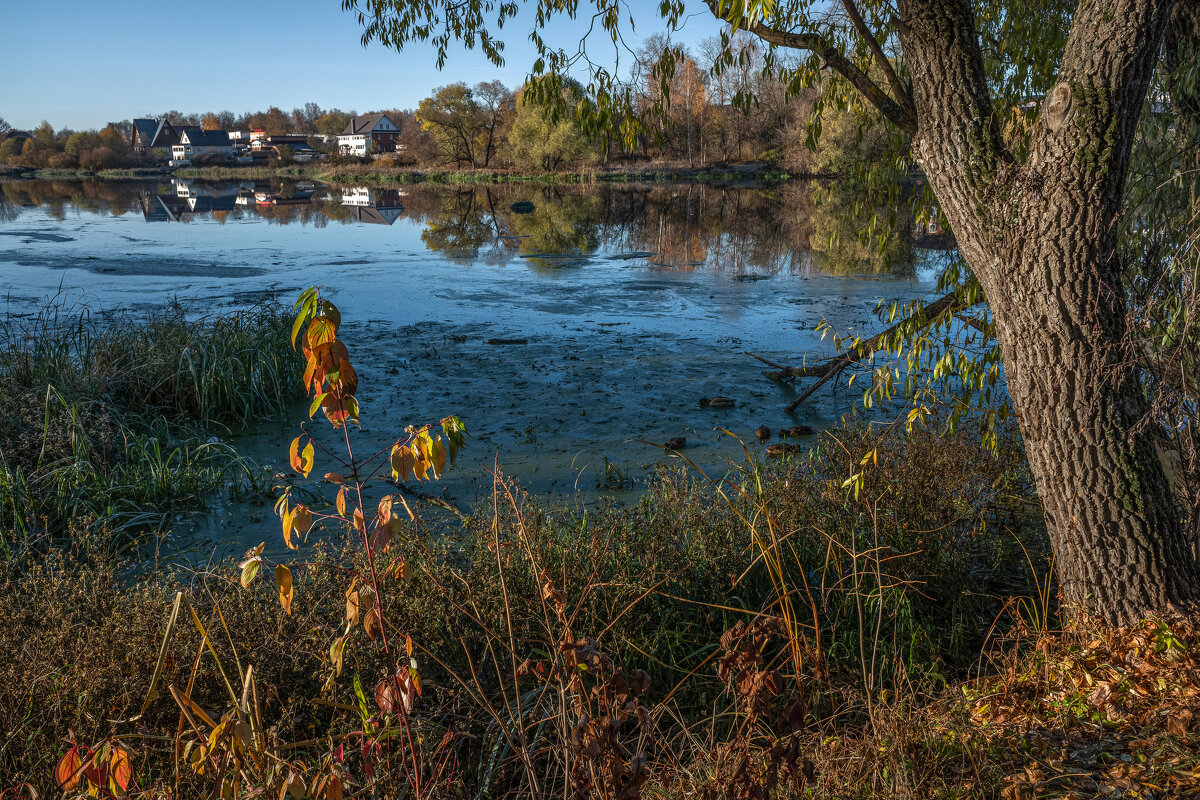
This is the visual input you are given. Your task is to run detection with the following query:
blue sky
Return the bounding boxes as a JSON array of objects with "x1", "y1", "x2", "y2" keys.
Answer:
[{"x1": 1, "y1": 1, "x2": 723, "y2": 131}]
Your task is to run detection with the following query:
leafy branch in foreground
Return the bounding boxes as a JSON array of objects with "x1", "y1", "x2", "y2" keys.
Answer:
[
  {"x1": 269, "y1": 287, "x2": 466, "y2": 797},
  {"x1": 139, "y1": 288, "x2": 468, "y2": 798}
]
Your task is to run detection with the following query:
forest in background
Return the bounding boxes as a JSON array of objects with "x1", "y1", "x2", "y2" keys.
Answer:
[{"x1": 0, "y1": 33, "x2": 820, "y2": 174}]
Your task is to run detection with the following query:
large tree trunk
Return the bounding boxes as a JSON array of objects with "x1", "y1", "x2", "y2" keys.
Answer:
[{"x1": 898, "y1": 0, "x2": 1200, "y2": 624}]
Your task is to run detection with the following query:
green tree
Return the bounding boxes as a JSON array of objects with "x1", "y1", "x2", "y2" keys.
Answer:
[
  {"x1": 507, "y1": 82, "x2": 595, "y2": 171},
  {"x1": 315, "y1": 111, "x2": 353, "y2": 138},
  {"x1": 416, "y1": 83, "x2": 483, "y2": 167},
  {"x1": 64, "y1": 132, "x2": 92, "y2": 157},
  {"x1": 344, "y1": 0, "x2": 1200, "y2": 624},
  {"x1": 0, "y1": 137, "x2": 20, "y2": 163},
  {"x1": 32, "y1": 121, "x2": 56, "y2": 149}
]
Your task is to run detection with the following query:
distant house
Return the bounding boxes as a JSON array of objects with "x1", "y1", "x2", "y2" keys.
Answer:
[
  {"x1": 131, "y1": 119, "x2": 202, "y2": 158},
  {"x1": 131, "y1": 119, "x2": 166, "y2": 154},
  {"x1": 172, "y1": 129, "x2": 233, "y2": 162},
  {"x1": 336, "y1": 114, "x2": 400, "y2": 156},
  {"x1": 2, "y1": 129, "x2": 32, "y2": 146}
]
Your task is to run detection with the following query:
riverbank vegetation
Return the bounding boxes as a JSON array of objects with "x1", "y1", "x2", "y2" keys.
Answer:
[
  {"x1": 0, "y1": 301, "x2": 302, "y2": 557},
  {"x1": 2, "y1": 295, "x2": 1198, "y2": 798}
]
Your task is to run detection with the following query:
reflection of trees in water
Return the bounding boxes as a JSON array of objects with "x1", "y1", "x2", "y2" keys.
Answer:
[
  {"x1": 2, "y1": 180, "x2": 144, "y2": 220},
  {"x1": 417, "y1": 189, "x2": 506, "y2": 259},
  {"x1": 597, "y1": 184, "x2": 819, "y2": 276},
  {"x1": 408, "y1": 184, "x2": 825, "y2": 274},
  {"x1": 510, "y1": 190, "x2": 600, "y2": 263},
  {"x1": 0, "y1": 179, "x2": 919, "y2": 276}
]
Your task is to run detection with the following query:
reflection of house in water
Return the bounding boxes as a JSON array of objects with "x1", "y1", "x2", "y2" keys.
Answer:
[
  {"x1": 141, "y1": 180, "x2": 244, "y2": 221},
  {"x1": 340, "y1": 187, "x2": 406, "y2": 225}
]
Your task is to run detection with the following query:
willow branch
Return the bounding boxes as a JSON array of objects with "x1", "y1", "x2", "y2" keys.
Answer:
[
  {"x1": 758, "y1": 290, "x2": 974, "y2": 412},
  {"x1": 838, "y1": 0, "x2": 916, "y2": 119},
  {"x1": 705, "y1": 0, "x2": 918, "y2": 134}
]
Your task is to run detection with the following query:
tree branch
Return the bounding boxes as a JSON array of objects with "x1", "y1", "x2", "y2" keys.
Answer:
[
  {"x1": 705, "y1": 0, "x2": 918, "y2": 135},
  {"x1": 755, "y1": 289, "x2": 975, "y2": 412},
  {"x1": 839, "y1": 0, "x2": 916, "y2": 119}
]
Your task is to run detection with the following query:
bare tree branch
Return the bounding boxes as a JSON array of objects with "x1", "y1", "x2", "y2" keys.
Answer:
[
  {"x1": 704, "y1": 0, "x2": 918, "y2": 135},
  {"x1": 838, "y1": 0, "x2": 916, "y2": 119}
]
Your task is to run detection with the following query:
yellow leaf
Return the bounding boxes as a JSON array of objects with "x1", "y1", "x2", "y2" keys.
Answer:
[
  {"x1": 289, "y1": 438, "x2": 315, "y2": 478},
  {"x1": 364, "y1": 606, "x2": 381, "y2": 640},
  {"x1": 291, "y1": 505, "x2": 313, "y2": 538},
  {"x1": 432, "y1": 437, "x2": 447, "y2": 478},
  {"x1": 330, "y1": 636, "x2": 346, "y2": 675},
  {"x1": 300, "y1": 442, "x2": 315, "y2": 478},
  {"x1": 305, "y1": 316, "x2": 337, "y2": 350},
  {"x1": 336, "y1": 487, "x2": 347, "y2": 517},
  {"x1": 378, "y1": 494, "x2": 394, "y2": 525},
  {"x1": 275, "y1": 564, "x2": 294, "y2": 615},
  {"x1": 390, "y1": 445, "x2": 416, "y2": 482},
  {"x1": 289, "y1": 436, "x2": 302, "y2": 472}
]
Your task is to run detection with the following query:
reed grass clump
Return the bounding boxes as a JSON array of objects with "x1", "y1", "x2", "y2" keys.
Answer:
[{"x1": 0, "y1": 300, "x2": 304, "y2": 553}]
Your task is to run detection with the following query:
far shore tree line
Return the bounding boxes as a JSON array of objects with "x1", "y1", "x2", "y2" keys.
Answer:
[{"x1": 0, "y1": 33, "x2": 826, "y2": 175}]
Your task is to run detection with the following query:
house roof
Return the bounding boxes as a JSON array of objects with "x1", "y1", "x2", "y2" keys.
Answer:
[
  {"x1": 180, "y1": 129, "x2": 232, "y2": 147},
  {"x1": 339, "y1": 113, "x2": 396, "y2": 135},
  {"x1": 132, "y1": 118, "x2": 161, "y2": 144}
]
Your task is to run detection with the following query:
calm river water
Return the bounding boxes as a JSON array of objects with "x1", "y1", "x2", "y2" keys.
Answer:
[{"x1": 0, "y1": 177, "x2": 946, "y2": 557}]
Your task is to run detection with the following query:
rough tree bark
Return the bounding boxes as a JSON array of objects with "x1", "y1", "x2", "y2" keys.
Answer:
[
  {"x1": 712, "y1": 0, "x2": 1200, "y2": 623},
  {"x1": 894, "y1": 0, "x2": 1199, "y2": 623}
]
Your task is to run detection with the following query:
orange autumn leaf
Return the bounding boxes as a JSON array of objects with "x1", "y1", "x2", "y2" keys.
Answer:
[
  {"x1": 55, "y1": 747, "x2": 83, "y2": 790},
  {"x1": 109, "y1": 745, "x2": 132, "y2": 793}
]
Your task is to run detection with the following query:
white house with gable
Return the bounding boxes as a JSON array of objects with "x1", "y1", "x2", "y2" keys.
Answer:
[
  {"x1": 336, "y1": 114, "x2": 400, "y2": 156},
  {"x1": 172, "y1": 129, "x2": 234, "y2": 162}
]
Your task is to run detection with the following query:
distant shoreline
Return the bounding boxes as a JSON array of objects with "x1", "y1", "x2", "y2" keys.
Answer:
[{"x1": 0, "y1": 162, "x2": 823, "y2": 186}]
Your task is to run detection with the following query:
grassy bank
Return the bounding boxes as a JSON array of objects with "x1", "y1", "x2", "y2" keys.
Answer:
[
  {"x1": 3, "y1": 162, "x2": 803, "y2": 185},
  {"x1": 0, "y1": 410, "x2": 1063, "y2": 797},
  {"x1": 2, "y1": 303, "x2": 1196, "y2": 799},
  {"x1": 0, "y1": 302, "x2": 303, "y2": 555}
]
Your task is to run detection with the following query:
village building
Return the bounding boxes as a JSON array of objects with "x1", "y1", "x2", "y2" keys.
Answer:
[
  {"x1": 336, "y1": 113, "x2": 400, "y2": 156},
  {"x1": 131, "y1": 119, "x2": 201, "y2": 156},
  {"x1": 130, "y1": 118, "x2": 169, "y2": 154},
  {"x1": 171, "y1": 129, "x2": 233, "y2": 162}
]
